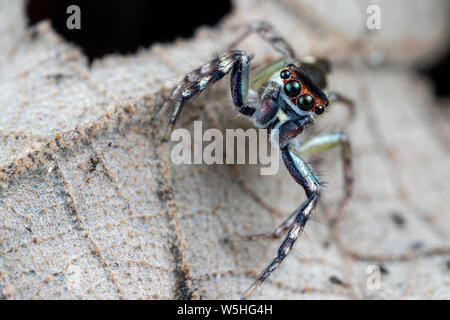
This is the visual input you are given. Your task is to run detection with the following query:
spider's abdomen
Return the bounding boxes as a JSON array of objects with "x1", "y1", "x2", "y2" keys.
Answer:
[{"x1": 297, "y1": 58, "x2": 331, "y2": 89}]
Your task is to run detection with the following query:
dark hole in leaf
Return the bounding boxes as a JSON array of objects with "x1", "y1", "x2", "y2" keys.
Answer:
[
  {"x1": 26, "y1": 0, "x2": 232, "y2": 63},
  {"x1": 418, "y1": 39, "x2": 450, "y2": 98}
]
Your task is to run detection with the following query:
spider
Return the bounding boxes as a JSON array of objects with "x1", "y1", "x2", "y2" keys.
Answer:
[{"x1": 161, "y1": 21, "x2": 354, "y2": 299}]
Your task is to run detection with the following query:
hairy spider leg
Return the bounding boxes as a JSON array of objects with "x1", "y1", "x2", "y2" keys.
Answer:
[
  {"x1": 327, "y1": 91, "x2": 356, "y2": 121},
  {"x1": 163, "y1": 50, "x2": 255, "y2": 140},
  {"x1": 241, "y1": 145, "x2": 321, "y2": 299},
  {"x1": 224, "y1": 182, "x2": 306, "y2": 243},
  {"x1": 224, "y1": 209, "x2": 298, "y2": 242},
  {"x1": 225, "y1": 131, "x2": 352, "y2": 245},
  {"x1": 227, "y1": 20, "x2": 297, "y2": 90},
  {"x1": 229, "y1": 20, "x2": 296, "y2": 60}
]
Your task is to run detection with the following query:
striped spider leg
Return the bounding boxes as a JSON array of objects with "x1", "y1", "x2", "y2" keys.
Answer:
[
  {"x1": 162, "y1": 49, "x2": 255, "y2": 141},
  {"x1": 225, "y1": 132, "x2": 353, "y2": 242},
  {"x1": 161, "y1": 21, "x2": 354, "y2": 299}
]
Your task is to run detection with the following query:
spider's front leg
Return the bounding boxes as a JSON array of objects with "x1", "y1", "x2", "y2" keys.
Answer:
[
  {"x1": 241, "y1": 143, "x2": 321, "y2": 299},
  {"x1": 227, "y1": 132, "x2": 353, "y2": 244},
  {"x1": 327, "y1": 92, "x2": 356, "y2": 121},
  {"x1": 162, "y1": 50, "x2": 256, "y2": 141},
  {"x1": 229, "y1": 20, "x2": 296, "y2": 60}
]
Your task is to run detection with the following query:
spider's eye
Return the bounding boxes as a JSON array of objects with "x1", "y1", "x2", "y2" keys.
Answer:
[
  {"x1": 284, "y1": 80, "x2": 301, "y2": 97},
  {"x1": 297, "y1": 94, "x2": 315, "y2": 111},
  {"x1": 314, "y1": 105, "x2": 325, "y2": 115},
  {"x1": 280, "y1": 70, "x2": 290, "y2": 79}
]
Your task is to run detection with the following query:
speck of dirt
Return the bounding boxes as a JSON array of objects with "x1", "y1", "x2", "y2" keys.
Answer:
[
  {"x1": 410, "y1": 241, "x2": 424, "y2": 250},
  {"x1": 89, "y1": 155, "x2": 99, "y2": 172},
  {"x1": 329, "y1": 275, "x2": 347, "y2": 287},
  {"x1": 378, "y1": 264, "x2": 389, "y2": 275},
  {"x1": 390, "y1": 211, "x2": 406, "y2": 227}
]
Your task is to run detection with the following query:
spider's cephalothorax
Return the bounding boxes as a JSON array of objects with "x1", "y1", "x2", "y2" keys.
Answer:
[
  {"x1": 162, "y1": 21, "x2": 354, "y2": 299},
  {"x1": 253, "y1": 63, "x2": 331, "y2": 148}
]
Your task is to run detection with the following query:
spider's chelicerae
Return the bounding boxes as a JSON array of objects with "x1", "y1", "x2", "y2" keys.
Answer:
[{"x1": 162, "y1": 21, "x2": 354, "y2": 299}]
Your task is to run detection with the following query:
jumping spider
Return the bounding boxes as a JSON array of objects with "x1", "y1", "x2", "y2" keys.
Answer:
[{"x1": 162, "y1": 21, "x2": 354, "y2": 299}]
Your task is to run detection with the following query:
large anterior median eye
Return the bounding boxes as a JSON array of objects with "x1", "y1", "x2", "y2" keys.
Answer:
[
  {"x1": 297, "y1": 94, "x2": 315, "y2": 111},
  {"x1": 284, "y1": 80, "x2": 301, "y2": 97}
]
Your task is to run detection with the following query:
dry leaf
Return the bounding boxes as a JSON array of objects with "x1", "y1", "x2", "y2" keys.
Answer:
[{"x1": 1, "y1": 0, "x2": 449, "y2": 299}]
